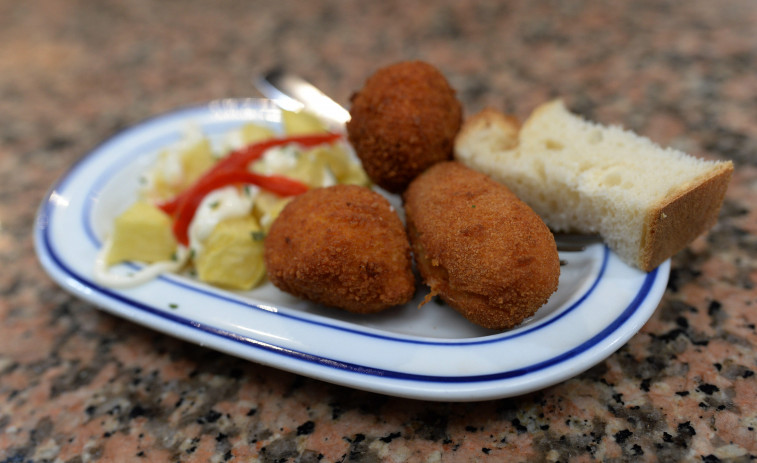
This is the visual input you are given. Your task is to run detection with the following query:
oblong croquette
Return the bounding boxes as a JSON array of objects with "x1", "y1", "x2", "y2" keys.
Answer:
[
  {"x1": 346, "y1": 61, "x2": 463, "y2": 193},
  {"x1": 265, "y1": 185, "x2": 415, "y2": 313},
  {"x1": 403, "y1": 162, "x2": 560, "y2": 330}
]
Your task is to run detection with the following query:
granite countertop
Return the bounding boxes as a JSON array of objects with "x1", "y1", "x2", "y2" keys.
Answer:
[{"x1": 2, "y1": 0, "x2": 756, "y2": 461}]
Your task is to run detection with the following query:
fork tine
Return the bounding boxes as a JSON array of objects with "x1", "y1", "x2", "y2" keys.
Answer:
[{"x1": 553, "y1": 232, "x2": 602, "y2": 252}]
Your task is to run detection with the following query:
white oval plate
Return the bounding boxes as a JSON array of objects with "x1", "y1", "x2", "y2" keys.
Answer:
[{"x1": 34, "y1": 99, "x2": 669, "y2": 402}]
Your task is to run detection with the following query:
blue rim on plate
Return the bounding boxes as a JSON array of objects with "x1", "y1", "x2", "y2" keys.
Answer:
[{"x1": 33, "y1": 99, "x2": 670, "y2": 401}]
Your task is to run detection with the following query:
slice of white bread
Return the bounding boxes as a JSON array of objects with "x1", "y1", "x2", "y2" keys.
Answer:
[{"x1": 454, "y1": 99, "x2": 734, "y2": 271}]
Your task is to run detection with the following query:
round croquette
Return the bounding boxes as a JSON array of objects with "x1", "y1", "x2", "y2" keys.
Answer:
[
  {"x1": 264, "y1": 185, "x2": 415, "y2": 313},
  {"x1": 403, "y1": 162, "x2": 560, "y2": 330},
  {"x1": 346, "y1": 61, "x2": 462, "y2": 193}
]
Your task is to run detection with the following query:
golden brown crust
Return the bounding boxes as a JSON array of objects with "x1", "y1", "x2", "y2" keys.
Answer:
[
  {"x1": 346, "y1": 61, "x2": 462, "y2": 193},
  {"x1": 640, "y1": 161, "x2": 734, "y2": 271},
  {"x1": 403, "y1": 161, "x2": 560, "y2": 330},
  {"x1": 264, "y1": 185, "x2": 415, "y2": 313},
  {"x1": 454, "y1": 107, "x2": 521, "y2": 154}
]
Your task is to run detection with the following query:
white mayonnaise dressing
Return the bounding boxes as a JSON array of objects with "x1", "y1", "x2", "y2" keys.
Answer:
[
  {"x1": 187, "y1": 185, "x2": 258, "y2": 256},
  {"x1": 140, "y1": 124, "x2": 204, "y2": 192},
  {"x1": 93, "y1": 240, "x2": 190, "y2": 289},
  {"x1": 223, "y1": 130, "x2": 246, "y2": 152},
  {"x1": 157, "y1": 150, "x2": 183, "y2": 185},
  {"x1": 254, "y1": 146, "x2": 299, "y2": 175},
  {"x1": 321, "y1": 166, "x2": 337, "y2": 187},
  {"x1": 255, "y1": 146, "x2": 335, "y2": 187}
]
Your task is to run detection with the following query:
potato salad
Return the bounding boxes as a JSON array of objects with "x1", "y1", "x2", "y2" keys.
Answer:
[{"x1": 94, "y1": 110, "x2": 369, "y2": 290}]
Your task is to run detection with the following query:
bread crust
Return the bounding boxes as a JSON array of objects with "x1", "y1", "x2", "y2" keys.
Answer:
[
  {"x1": 454, "y1": 107, "x2": 520, "y2": 153},
  {"x1": 454, "y1": 101, "x2": 734, "y2": 272},
  {"x1": 641, "y1": 162, "x2": 733, "y2": 271}
]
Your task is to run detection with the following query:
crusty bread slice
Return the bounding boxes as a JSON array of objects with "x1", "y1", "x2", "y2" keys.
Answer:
[{"x1": 454, "y1": 99, "x2": 733, "y2": 271}]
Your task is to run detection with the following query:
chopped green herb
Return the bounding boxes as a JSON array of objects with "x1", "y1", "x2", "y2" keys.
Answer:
[
  {"x1": 209, "y1": 200, "x2": 220, "y2": 210},
  {"x1": 251, "y1": 231, "x2": 266, "y2": 241},
  {"x1": 169, "y1": 303, "x2": 179, "y2": 309}
]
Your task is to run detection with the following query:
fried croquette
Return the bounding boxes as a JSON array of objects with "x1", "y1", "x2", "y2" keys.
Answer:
[
  {"x1": 403, "y1": 162, "x2": 560, "y2": 330},
  {"x1": 346, "y1": 61, "x2": 463, "y2": 194},
  {"x1": 264, "y1": 185, "x2": 415, "y2": 313}
]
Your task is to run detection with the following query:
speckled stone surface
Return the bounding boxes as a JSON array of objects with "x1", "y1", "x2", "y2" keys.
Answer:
[{"x1": 2, "y1": 0, "x2": 756, "y2": 461}]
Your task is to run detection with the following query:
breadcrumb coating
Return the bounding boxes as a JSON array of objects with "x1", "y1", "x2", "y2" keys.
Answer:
[
  {"x1": 404, "y1": 162, "x2": 560, "y2": 330},
  {"x1": 265, "y1": 185, "x2": 415, "y2": 313},
  {"x1": 347, "y1": 61, "x2": 462, "y2": 193}
]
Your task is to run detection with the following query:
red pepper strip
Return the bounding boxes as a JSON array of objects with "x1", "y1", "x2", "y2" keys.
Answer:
[
  {"x1": 171, "y1": 170, "x2": 309, "y2": 246},
  {"x1": 158, "y1": 132, "x2": 341, "y2": 215}
]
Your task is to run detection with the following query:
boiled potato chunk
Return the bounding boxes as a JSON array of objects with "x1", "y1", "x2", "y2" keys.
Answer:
[
  {"x1": 302, "y1": 145, "x2": 370, "y2": 186},
  {"x1": 195, "y1": 216, "x2": 266, "y2": 290},
  {"x1": 291, "y1": 150, "x2": 335, "y2": 188},
  {"x1": 251, "y1": 145, "x2": 369, "y2": 189},
  {"x1": 250, "y1": 147, "x2": 334, "y2": 189},
  {"x1": 253, "y1": 192, "x2": 292, "y2": 232},
  {"x1": 106, "y1": 201, "x2": 177, "y2": 266},
  {"x1": 146, "y1": 137, "x2": 215, "y2": 201},
  {"x1": 282, "y1": 110, "x2": 328, "y2": 135},
  {"x1": 181, "y1": 138, "x2": 216, "y2": 185},
  {"x1": 340, "y1": 164, "x2": 371, "y2": 186},
  {"x1": 239, "y1": 123, "x2": 276, "y2": 145}
]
